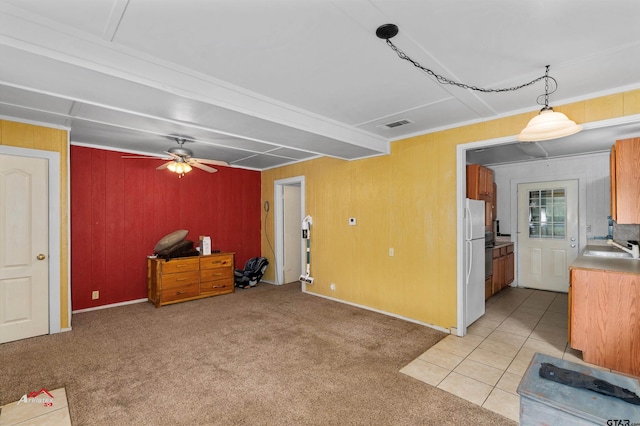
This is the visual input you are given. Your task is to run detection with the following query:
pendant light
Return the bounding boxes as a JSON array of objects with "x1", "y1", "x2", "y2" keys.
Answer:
[
  {"x1": 376, "y1": 25, "x2": 582, "y2": 142},
  {"x1": 516, "y1": 66, "x2": 582, "y2": 141}
]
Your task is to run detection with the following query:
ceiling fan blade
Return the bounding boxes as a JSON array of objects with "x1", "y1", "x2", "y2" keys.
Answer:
[
  {"x1": 156, "y1": 161, "x2": 173, "y2": 170},
  {"x1": 122, "y1": 155, "x2": 172, "y2": 161},
  {"x1": 189, "y1": 161, "x2": 218, "y2": 173},
  {"x1": 192, "y1": 157, "x2": 229, "y2": 166}
]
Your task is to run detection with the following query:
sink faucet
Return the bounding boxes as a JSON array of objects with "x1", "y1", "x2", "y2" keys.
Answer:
[{"x1": 607, "y1": 240, "x2": 640, "y2": 259}]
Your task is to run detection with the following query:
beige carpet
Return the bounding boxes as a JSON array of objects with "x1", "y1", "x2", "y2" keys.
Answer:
[{"x1": 0, "y1": 282, "x2": 515, "y2": 425}]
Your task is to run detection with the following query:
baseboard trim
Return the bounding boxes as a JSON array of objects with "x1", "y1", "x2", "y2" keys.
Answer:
[
  {"x1": 302, "y1": 290, "x2": 450, "y2": 334},
  {"x1": 72, "y1": 298, "x2": 148, "y2": 314}
]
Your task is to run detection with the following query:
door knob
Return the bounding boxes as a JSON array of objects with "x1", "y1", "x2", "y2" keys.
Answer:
[
  {"x1": 37, "y1": 254, "x2": 46, "y2": 260},
  {"x1": 570, "y1": 244, "x2": 576, "y2": 248}
]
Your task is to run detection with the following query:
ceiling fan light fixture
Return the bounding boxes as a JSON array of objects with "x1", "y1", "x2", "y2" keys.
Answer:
[
  {"x1": 517, "y1": 108, "x2": 583, "y2": 142},
  {"x1": 167, "y1": 160, "x2": 192, "y2": 175}
]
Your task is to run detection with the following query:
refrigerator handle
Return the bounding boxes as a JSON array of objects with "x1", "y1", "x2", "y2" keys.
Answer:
[
  {"x1": 465, "y1": 240, "x2": 473, "y2": 283},
  {"x1": 464, "y1": 206, "x2": 471, "y2": 241}
]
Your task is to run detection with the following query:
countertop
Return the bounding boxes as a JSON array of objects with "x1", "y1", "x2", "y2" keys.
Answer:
[
  {"x1": 570, "y1": 245, "x2": 640, "y2": 275},
  {"x1": 493, "y1": 237, "x2": 513, "y2": 249},
  {"x1": 493, "y1": 242, "x2": 513, "y2": 250}
]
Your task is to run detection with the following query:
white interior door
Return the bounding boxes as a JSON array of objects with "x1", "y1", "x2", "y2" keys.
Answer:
[
  {"x1": 517, "y1": 179, "x2": 579, "y2": 292},
  {"x1": 0, "y1": 154, "x2": 49, "y2": 343},
  {"x1": 283, "y1": 185, "x2": 302, "y2": 283}
]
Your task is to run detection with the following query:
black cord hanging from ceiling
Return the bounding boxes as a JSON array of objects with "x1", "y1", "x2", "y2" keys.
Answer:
[{"x1": 376, "y1": 23, "x2": 556, "y2": 105}]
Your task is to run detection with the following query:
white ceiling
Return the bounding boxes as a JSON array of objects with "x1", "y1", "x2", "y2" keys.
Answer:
[{"x1": 1, "y1": 0, "x2": 640, "y2": 169}]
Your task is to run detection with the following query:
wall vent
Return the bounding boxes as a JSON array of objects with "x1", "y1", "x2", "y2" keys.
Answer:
[{"x1": 378, "y1": 119, "x2": 413, "y2": 129}]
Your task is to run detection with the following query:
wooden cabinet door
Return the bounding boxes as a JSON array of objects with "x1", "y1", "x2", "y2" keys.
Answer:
[
  {"x1": 497, "y1": 256, "x2": 506, "y2": 289},
  {"x1": 610, "y1": 144, "x2": 616, "y2": 221},
  {"x1": 466, "y1": 164, "x2": 481, "y2": 199},
  {"x1": 466, "y1": 164, "x2": 494, "y2": 201},
  {"x1": 614, "y1": 137, "x2": 640, "y2": 223},
  {"x1": 491, "y1": 252, "x2": 501, "y2": 294},
  {"x1": 485, "y1": 199, "x2": 493, "y2": 227},
  {"x1": 485, "y1": 276, "x2": 492, "y2": 300},
  {"x1": 483, "y1": 168, "x2": 494, "y2": 198},
  {"x1": 505, "y1": 252, "x2": 514, "y2": 286},
  {"x1": 567, "y1": 274, "x2": 572, "y2": 344}
]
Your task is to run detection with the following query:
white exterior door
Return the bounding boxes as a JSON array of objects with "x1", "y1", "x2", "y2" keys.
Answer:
[
  {"x1": 517, "y1": 179, "x2": 579, "y2": 293},
  {"x1": 0, "y1": 154, "x2": 50, "y2": 343}
]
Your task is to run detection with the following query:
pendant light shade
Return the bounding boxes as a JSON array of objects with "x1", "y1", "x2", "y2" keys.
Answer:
[{"x1": 517, "y1": 108, "x2": 583, "y2": 142}]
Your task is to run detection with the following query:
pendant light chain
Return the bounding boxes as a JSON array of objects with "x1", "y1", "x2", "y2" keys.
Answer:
[
  {"x1": 543, "y1": 65, "x2": 550, "y2": 108},
  {"x1": 385, "y1": 38, "x2": 555, "y2": 98}
]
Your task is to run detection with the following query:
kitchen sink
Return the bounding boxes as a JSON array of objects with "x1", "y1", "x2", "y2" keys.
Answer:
[{"x1": 582, "y1": 246, "x2": 633, "y2": 258}]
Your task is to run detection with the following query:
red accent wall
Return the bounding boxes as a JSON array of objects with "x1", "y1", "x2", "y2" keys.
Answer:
[{"x1": 70, "y1": 146, "x2": 261, "y2": 310}]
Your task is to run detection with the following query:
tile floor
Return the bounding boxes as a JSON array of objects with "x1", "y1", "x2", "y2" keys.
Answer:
[
  {"x1": 0, "y1": 388, "x2": 71, "y2": 426},
  {"x1": 401, "y1": 286, "x2": 629, "y2": 423}
]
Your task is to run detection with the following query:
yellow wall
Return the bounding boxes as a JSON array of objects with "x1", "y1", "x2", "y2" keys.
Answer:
[
  {"x1": 262, "y1": 89, "x2": 640, "y2": 330},
  {"x1": 0, "y1": 120, "x2": 70, "y2": 329}
]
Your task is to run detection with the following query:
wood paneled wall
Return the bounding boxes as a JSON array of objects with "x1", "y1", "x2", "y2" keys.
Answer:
[
  {"x1": 261, "y1": 89, "x2": 640, "y2": 330},
  {"x1": 70, "y1": 146, "x2": 261, "y2": 310}
]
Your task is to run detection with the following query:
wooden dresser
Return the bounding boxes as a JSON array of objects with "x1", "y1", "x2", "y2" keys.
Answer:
[{"x1": 147, "y1": 252, "x2": 234, "y2": 307}]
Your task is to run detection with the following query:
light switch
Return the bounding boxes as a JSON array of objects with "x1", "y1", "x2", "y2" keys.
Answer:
[{"x1": 349, "y1": 217, "x2": 356, "y2": 226}]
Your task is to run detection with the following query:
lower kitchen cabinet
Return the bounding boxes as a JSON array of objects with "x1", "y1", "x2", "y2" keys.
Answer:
[
  {"x1": 569, "y1": 267, "x2": 640, "y2": 376},
  {"x1": 484, "y1": 276, "x2": 492, "y2": 301},
  {"x1": 490, "y1": 243, "x2": 514, "y2": 297}
]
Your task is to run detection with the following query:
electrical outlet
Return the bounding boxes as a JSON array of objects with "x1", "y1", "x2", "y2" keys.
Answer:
[
  {"x1": 330, "y1": 283, "x2": 336, "y2": 291},
  {"x1": 92, "y1": 291, "x2": 99, "y2": 300},
  {"x1": 348, "y1": 217, "x2": 356, "y2": 226},
  {"x1": 389, "y1": 247, "x2": 394, "y2": 256}
]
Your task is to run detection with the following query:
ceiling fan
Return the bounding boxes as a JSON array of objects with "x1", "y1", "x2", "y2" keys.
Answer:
[{"x1": 124, "y1": 137, "x2": 228, "y2": 176}]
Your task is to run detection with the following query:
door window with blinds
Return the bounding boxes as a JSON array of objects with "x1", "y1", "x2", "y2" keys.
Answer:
[{"x1": 528, "y1": 188, "x2": 566, "y2": 239}]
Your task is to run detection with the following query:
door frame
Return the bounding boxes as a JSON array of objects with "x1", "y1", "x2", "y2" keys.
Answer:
[
  {"x1": 455, "y1": 113, "x2": 640, "y2": 337},
  {"x1": 274, "y1": 176, "x2": 306, "y2": 286},
  {"x1": 0, "y1": 145, "x2": 62, "y2": 335},
  {"x1": 511, "y1": 177, "x2": 585, "y2": 291}
]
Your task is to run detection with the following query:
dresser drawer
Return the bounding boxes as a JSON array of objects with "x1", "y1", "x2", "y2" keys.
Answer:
[
  {"x1": 161, "y1": 270, "x2": 199, "y2": 289},
  {"x1": 200, "y1": 266, "x2": 233, "y2": 282},
  {"x1": 161, "y1": 282, "x2": 199, "y2": 303},
  {"x1": 160, "y1": 257, "x2": 199, "y2": 274},
  {"x1": 200, "y1": 279, "x2": 234, "y2": 296},
  {"x1": 200, "y1": 254, "x2": 234, "y2": 270}
]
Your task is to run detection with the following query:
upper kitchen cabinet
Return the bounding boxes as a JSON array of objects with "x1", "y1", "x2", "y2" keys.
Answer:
[
  {"x1": 467, "y1": 164, "x2": 494, "y2": 226},
  {"x1": 466, "y1": 164, "x2": 494, "y2": 201},
  {"x1": 610, "y1": 137, "x2": 640, "y2": 224}
]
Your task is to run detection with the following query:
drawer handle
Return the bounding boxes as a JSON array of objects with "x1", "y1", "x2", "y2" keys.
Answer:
[
  {"x1": 176, "y1": 291, "x2": 187, "y2": 295},
  {"x1": 176, "y1": 278, "x2": 187, "y2": 281},
  {"x1": 213, "y1": 285, "x2": 227, "y2": 289}
]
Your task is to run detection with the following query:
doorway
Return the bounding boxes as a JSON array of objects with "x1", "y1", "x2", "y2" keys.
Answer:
[
  {"x1": 0, "y1": 146, "x2": 62, "y2": 342},
  {"x1": 274, "y1": 176, "x2": 306, "y2": 286},
  {"x1": 517, "y1": 180, "x2": 579, "y2": 292}
]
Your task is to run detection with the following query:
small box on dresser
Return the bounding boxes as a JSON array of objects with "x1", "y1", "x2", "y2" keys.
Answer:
[{"x1": 147, "y1": 252, "x2": 235, "y2": 307}]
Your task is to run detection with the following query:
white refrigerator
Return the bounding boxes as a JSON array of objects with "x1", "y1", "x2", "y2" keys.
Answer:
[{"x1": 464, "y1": 198, "x2": 486, "y2": 327}]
